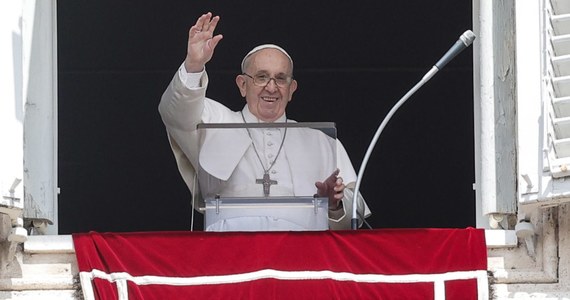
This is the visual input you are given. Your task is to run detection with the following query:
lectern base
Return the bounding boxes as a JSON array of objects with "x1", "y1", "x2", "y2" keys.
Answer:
[{"x1": 204, "y1": 196, "x2": 329, "y2": 232}]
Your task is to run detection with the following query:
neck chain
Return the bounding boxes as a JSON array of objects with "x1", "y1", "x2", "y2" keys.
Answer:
[{"x1": 240, "y1": 111, "x2": 287, "y2": 196}]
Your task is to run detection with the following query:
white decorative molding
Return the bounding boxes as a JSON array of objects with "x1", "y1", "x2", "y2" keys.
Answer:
[
  {"x1": 488, "y1": 207, "x2": 558, "y2": 284},
  {"x1": 0, "y1": 205, "x2": 27, "y2": 274},
  {"x1": 485, "y1": 230, "x2": 517, "y2": 248},
  {"x1": 0, "y1": 235, "x2": 79, "y2": 299}
]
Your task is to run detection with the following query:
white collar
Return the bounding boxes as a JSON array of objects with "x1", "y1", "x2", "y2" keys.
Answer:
[{"x1": 241, "y1": 105, "x2": 287, "y2": 123}]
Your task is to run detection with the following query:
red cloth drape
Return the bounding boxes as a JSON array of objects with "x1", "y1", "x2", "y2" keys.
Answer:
[{"x1": 73, "y1": 228, "x2": 487, "y2": 300}]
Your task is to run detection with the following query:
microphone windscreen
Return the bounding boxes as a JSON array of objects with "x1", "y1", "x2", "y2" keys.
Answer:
[{"x1": 460, "y1": 30, "x2": 476, "y2": 46}]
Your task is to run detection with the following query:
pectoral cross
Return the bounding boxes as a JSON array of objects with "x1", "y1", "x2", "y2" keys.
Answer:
[{"x1": 256, "y1": 172, "x2": 277, "y2": 197}]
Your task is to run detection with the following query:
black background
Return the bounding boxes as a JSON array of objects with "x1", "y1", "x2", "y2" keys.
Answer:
[{"x1": 57, "y1": 1, "x2": 475, "y2": 233}]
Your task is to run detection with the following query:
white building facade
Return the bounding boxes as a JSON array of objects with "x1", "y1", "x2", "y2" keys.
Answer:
[
  {"x1": 2, "y1": 0, "x2": 570, "y2": 298},
  {"x1": 477, "y1": 0, "x2": 570, "y2": 298}
]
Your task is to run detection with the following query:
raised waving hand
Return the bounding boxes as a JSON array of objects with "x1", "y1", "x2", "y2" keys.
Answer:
[{"x1": 184, "y1": 12, "x2": 223, "y2": 73}]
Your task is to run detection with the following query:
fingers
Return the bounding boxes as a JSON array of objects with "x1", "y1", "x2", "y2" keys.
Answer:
[
  {"x1": 186, "y1": 12, "x2": 223, "y2": 72},
  {"x1": 316, "y1": 169, "x2": 345, "y2": 200},
  {"x1": 334, "y1": 180, "x2": 345, "y2": 191},
  {"x1": 207, "y1": 34, "x2": 224, "y2": 50},
  {"x1": 189, "y1": 13, "x2": 207, "y2": 38},
  {"x1": 324, "y1": 168, "x2": 340, "y2": 184},
  {"x1": 331, "y1": 168, "x2": 340, "y2": 178},
  {"x1": 333, "y1": 175, "x2": 345, "y2": 200},
  {"x1": 207, "y1": 15, "x2": 221, "y2": 34},
  {"x1": 317, "y1": 179, "x2": 344, "y2": 197},
  {"x1": 334, "y1": 181, "x2": 345, "y2": 196},
  {"x1": 191, "y1": 13, "x2": 220, "y2": 36},
  {"x1": 315, "y1": 181, "x2": 324, "y2": 190},
  {"x1": 190, "y1": 13, "x2": 223, "y2": 49},
  {"x1": 195, "y1": 12, "x2": 211, "y2": 31},
  {"x1": 334, "y1": 191, "x2": 344, "y2": 201}
]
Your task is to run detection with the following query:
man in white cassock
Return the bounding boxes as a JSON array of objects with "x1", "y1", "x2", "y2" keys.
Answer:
[{"x1": 159, "y1": 12, "x2": 370, "y2": 230}]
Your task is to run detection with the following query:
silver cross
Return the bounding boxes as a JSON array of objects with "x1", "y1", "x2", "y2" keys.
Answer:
[{"x1": 256, "y1": 172, "x2": 277, "y2": 197}]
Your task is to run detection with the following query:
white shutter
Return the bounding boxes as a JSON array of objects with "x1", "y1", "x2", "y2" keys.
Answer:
[
  {"x1": 545, "y1": 0, "x2": 570, "y2": 177},
  {"x1": 517, "y1": 0, "x2": 570, "y2": 208}
]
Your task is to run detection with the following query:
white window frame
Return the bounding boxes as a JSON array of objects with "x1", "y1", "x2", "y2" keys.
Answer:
[
  {"x1": 473, "y1": 0, "x2": 518, "y2": 230},
  {"x1": 1, "y1": 0, "x2": 59, "y2": 235},
  {"x1": 14, "y1": 0, "x2": 523, "y2": 241},
  {"x1": 25, "y1": 0, "x2": 58, "y2": 235}
]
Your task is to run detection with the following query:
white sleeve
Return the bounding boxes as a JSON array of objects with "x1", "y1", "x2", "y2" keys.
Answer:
[{"x1": 177, "y1": 63, "x2": 205, "y2": 89}]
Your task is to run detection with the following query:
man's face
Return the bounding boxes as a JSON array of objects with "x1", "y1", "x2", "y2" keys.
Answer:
[{"x1": 236, "y1": 49, "x2": 298, "y2": 122}]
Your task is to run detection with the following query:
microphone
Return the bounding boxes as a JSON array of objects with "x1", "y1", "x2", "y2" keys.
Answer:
[
  {"x1": 350, "y1": 30, "x2": 476, "y2": 230},
  {"x1": 435, "y1": 30, "x2": 476, "y2": 70}
]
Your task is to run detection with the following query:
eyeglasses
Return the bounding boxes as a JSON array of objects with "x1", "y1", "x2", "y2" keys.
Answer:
[{"x1": 242, "y1": 73, "x2": 293, "y2": 87}]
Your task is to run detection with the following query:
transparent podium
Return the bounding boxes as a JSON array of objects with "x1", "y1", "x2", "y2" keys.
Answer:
[{"x1": 197, "y1": 122, "x2": 338, "y2": 232}]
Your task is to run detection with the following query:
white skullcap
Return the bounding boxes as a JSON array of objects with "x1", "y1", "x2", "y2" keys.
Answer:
[{"x1": 240, "y1": 44, "x2": 293, "y2": 73}]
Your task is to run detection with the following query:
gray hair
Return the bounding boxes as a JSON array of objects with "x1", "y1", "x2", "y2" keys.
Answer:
[{"x1": 240, "y1": 44, "x2": 294, "y2": 73}]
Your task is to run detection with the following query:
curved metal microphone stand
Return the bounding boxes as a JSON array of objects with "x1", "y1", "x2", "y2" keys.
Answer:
[
  {"x1": 349, "y1": 30, "x2": 476, "y2": 230},
  {"x1": 350, "y1": 66, "x2": 439, "y2": 230},
  {"x1": 349, "y1": 30, "x2": 476, "y2": 229}
]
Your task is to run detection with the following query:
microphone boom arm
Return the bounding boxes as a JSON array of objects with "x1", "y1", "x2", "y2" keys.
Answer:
[
  {"x1": 350, "y1": 30, "x2": 476, "y2": 230},
  {"x1": 350, "y1": 66, "x2": 439, "y2": 229}
]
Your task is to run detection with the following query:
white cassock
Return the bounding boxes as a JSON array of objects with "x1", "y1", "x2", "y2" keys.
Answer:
[{"x1": 159, "y1": 64, "x2": 371, "y2": 231}]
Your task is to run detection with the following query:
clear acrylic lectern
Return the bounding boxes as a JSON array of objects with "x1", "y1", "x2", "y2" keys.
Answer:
[{"x1": 197, "y1": 122, "x2": 337, "y2": 232}]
